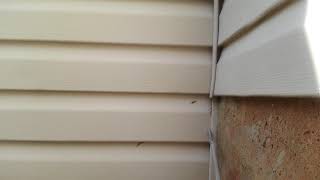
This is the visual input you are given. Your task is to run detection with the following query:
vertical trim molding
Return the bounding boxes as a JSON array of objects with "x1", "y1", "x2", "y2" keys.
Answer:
[{"x1": 209, "y1": 0, "x2": 221, "y2": 180}]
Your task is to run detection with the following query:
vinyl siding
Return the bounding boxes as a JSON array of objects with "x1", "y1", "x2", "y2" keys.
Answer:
[
  {"x1": 0, "y1": 142, "x2": 209, "y2": 180},
  {"x1": 0, "y1": 42, "x2": 211, "y2": 93},
  {"x1": 0, "y1": 0, "x2": 213, "y2": 46},
  {"x1": 0, "y1": 0, "x2": 213, "y2": 179},
  {"x1": 0, "y1": 91, "x2": 210, "y2": 142}
]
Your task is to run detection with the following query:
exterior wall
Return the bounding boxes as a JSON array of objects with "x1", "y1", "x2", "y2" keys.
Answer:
[
  {"x1": 0, "y1": 0, "x2": 213, "y2": 179},
  {"x1": 217, "y1": 97, "x2": 320, "y2": 180}
]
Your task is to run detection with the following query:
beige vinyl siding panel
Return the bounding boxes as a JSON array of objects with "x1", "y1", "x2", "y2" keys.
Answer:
[
  {"x1": 0, "y1": 42, "x2": 211, "y2": 93},
  {"x1": 0, "y1": 0, "x2": 213, "y2": 46},
  {"x1": 0, "y1": 142, "x2": 209, "y2": 180},
  {"x1": 0, "y1": 91, "x2": 210, "y2": 142},
  {"x1": 219, "y1": 0, "x2": 289, "y2": 45},
  {"x1": 215, "y1": 0, "x2": 320, "y2": 96},
  {"x1": 0, "y1": 0, "x2": 213, "y2": 178}
]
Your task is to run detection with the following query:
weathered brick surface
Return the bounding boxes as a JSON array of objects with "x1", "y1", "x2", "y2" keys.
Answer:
[{"x1": 217, "y1": 98, "x2": 320, "y2": 180}]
